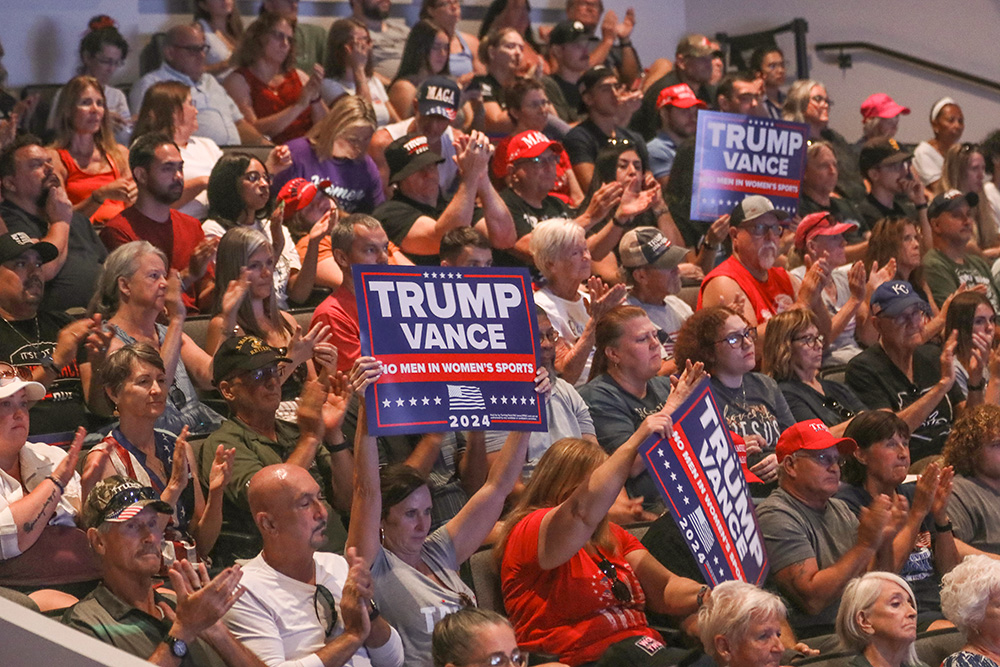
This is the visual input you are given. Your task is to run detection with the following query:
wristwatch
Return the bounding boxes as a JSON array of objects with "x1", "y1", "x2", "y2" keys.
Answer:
[{"x1": 165, "y1": 634, "x2": 188, "y2": 658}]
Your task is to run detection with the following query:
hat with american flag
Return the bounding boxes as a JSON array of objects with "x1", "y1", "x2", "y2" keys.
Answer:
[{"x1": 82, "y1": 476, "x2": 172, "y2": 530}]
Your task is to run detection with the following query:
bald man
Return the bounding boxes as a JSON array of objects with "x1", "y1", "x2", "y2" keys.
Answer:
[{"x1": 223, "y1": 464, "x2": 404, "y2": 667}]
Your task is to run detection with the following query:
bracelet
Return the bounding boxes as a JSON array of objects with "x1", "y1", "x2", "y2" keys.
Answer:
[
  {"x1": 612, "y1": 216, "x2": 630, "y2": 228},
  {"x1": 696, "y1": 584, "x2": 709, "y2": 608},
  {"x1": 619, "y1": 38, "x2": 633, "y2": 48},
  {"x1": 968, "y1": 379, "x2": 987, "y2": 392},
  {"x1": 934, "y1": 520, "x2": 953, "y2": 534},
  {"x1": 915, "y1": 202, "x2": 928, "y2": 210},
  {"x1": 45, "y1": 475, "x2": 65, "y2": 494}
]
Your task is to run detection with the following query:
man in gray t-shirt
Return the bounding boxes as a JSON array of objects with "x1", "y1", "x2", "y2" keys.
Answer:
[
  {"x1": 757, "y1": 420, "x2": 895, "y2": 640},
  {"x1": 949, "y1": 475, "x2": 1000, "y2": 555}
]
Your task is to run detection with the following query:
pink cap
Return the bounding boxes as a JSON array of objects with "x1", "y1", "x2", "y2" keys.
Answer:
[
  {"x1": 860, "y1": 93, "x2": 911, "y2": 120},
  {"x1": 794, "y1": 211, "x2": 859, "y2": 252}
]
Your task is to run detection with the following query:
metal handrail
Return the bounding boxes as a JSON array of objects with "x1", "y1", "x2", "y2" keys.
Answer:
[{"x1": 814, "y1": 41, "x2": 1000, "y2": 93}]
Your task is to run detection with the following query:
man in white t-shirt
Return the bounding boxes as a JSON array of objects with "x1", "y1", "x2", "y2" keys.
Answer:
[{"x1": 224, "y1": 464, "x2": 404, "y2": 667}]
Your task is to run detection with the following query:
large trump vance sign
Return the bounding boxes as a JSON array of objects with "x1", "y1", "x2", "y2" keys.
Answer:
[{"x1": 354, "y1": 265, "x2": 547, "y2": 436}]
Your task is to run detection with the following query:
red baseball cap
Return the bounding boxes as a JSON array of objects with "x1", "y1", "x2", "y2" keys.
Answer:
[
  {"x1": 730, "y1": 432, "x2": 763, "y2": 484},
  {"x1": 276, "y1": 178, "x2": 332, "y2": 211},
  {"x1": 776, "y1": 419, "x2": 857, "y2": 463},
  {"x1": 657, "y1": 83, "x2": 708, "y2": 110},
  {"x1": 794, "y1": 211, "x2": 859, "y2": 252},
  {"x1": 860, "y1": 93, "x2": 911, "y2": 120},
  {"x1": 506, "y1": 130, "x2": 563, "y2": 167}
]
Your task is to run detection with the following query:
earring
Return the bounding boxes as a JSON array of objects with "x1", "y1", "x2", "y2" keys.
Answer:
[{"x1": 379, "y1": 527, "x2": 385, "y2": 544}]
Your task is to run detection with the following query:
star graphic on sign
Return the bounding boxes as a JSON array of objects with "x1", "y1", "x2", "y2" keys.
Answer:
[
  {"x1": 529, "y1": 397, "x2": 535, "y2": 405},
  {"x1": 423, "y1": 272, "x2": 429, "y2": 278},
  {"x1": 676, "y1": 484, "x2": 683, "y2": 493},
  {"x1": 718, "y1": 568, "x2": 725, "y2": 577},
  {"x1": 434, "y1": 396, "x2": 442, "y2": 405},
  {"x1": 670, "y1": 472, "x2": 677, "y2": 481},
  {"x1": 713, "y1": 556, "x2": 719, "y2": 565},
  {"x1": 656, "y1": 448, "x2": 664, "y2": 457},
  {"x1": 491, "y1": 396, "x2": 498, "y2": 404},
  {"x1": 683, "y1": 496, "x2": 690, "y2": 505},
  {"x1": 409, "y1": 397, "x2": 418, "y2": 406},
  {"x1": 447, "y1": 272, "x2": 455, "y2": 279},
  {"x1": 396, "y1": 398, "x2": 405, "y2": 407},
  {"x1": 510, "y1": 395, "x2": 518, "y2": 404},
  {"x1": 664, "y1": 461, "x2": 671, "y2": 469},
  {"x1": 454, "y1": 272, "x2": 462, "y2": 279},
  {"x1": 520, "y1": 396, "x2": 527, "y2": 405},
  {"x1": 382, "y1": 399, "x2": 391, "y2": 408},
  {"x1": 501, "y1": 396, "x2": 508, "y2": 404},
  {"x1": 421, "y1": 396, "x2": 430, "y2": 406}
]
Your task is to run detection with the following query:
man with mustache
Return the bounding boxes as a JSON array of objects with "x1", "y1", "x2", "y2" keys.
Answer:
[
  {"x1": 100, "y1": 132, "x2": 216, "y2": 312},
  {"x1": 0, "y1": 134, "x2": 107, "y2": 311},
  {"x1": 63, "y1": 476, "x2": 266, "y2": 666},
  {"x1": 699, "y1": 195, "x2": 828, "y2": 336},
  {"x1": 222, "y1": 464, "x2": 403, "y2": 666}
]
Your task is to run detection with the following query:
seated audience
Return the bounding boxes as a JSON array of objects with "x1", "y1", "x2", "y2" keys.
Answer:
[
  {"x1": 673, "y1": 305, "x2": 792, "y2": 473},
  {"x1": 835, "y1": 573, "x2": 921, "y2": 667},
  {"x1": 261, "y1": 0, "x2": 327, "y2": 73},
  {"x1": 0, "y1": 233, "x2": 104, "y2": 440},
  {"x1": 85, "y1": 241, "x2": 223, "y2": 435},
  {"x1": 798, "y1": 140, "x2": 867, "y2": 257},
  {"x1": 531, "y1": 219, "x2": 627, "y2": 385},
  {"x1": 322, "y1": 18, "x2": 398, "y2": 127},
  {"x1": 943, "y1": 404, "x2": 1000, "y2": 555},
  {"x1": 469, "y1": 27, "x2": 527, "y2": 137},
  {"x1": 0, "y1": 134, "x2": 107, "y2": 311},
  {"x1": 578, "y1": 305, "x2": 677, "y2": 507},
  {"x1": 62, "y1": 476, "x2": 261, "y2": 665},
  {"x1": 563, "y1": 65, "x2": 646, "y2": 193},
  {"x1": 477, "y1": 0, "x2": 546, "y2": 77},
  {"x1": 81, "y1": 343, "x2": 232, "y2": 564},
  {"x1": 131, "y1": 81, "x2": 224, "y2": 220},
  {"x1": 858, "y1": 93, "x2": 910, "y2": 145},
  {"x1": 914, "y1": 97, "x2": 964, "y2": 190},
  {"x1": 271, "y1": 95, "x2": 385, "y2": 214},
  {"x1": 0, "y1": 403, "x2": 96, "y2": 610},
  {"x1": 432, "y1": 608, "x2": 564, "y2": 667},
  {"x1": 865, "y1": 217, "x2": 945, "y2": 331},
  {"x1": 497, "y1": 388, "x2": 707, "y2": 666},
  {"x1": 100, "y1": 133, "x2": 215, "y2": 311},
  {"x1": 130, "y1": 23, "x2": 265, "y2": 146},
  {"x1": 631, "y1": 34, "x2": 715, "y2": 141},
  {"x1": 698, "y1": 580, "x2": 787, "y2": 667},
  {"x1": 387, "y1": 20, "x2": 452, "y2": 121},
  {"x1": 419, "y1": 0, "x2": 483, "y2": 83},
  {"x1": 846, "y1": 279, "x2": 970, "y2": 461},
  {"x1": 751, "y1": 45, "x2": 787, "y2": 120},
  {"x1": 541, "y1": 20, "x2": 591, "y2": 125},
  {"x1": 50, "y1": 75, "x2": 135, "y2": 224},
  {"x1": 857, "y1": 138, "x2": 931, "y2": 237},
  {"x1": 923, "y1": 190, "x2": 1000, "y2": 312},
  {"x1": 940, "y1": 143, "x2": 1000, "y2": 258},
  {"x1": 199, "y1": 336, "x2": 353, "y2": 560},
  {"x1": 224, "y1": 12, "x2": 327, "y2": 145},
  {"x1": 224, "y1": 464, "x2": 404, "y2": 666},
  {"x1": 647, "y1": 82, "x2": 705, "y2": 186},
  {"x1": 348, "y1": 0, "x2": 409, "y2": 82},
  {"x1": 195, "y1": 0, "x2": 244, "y2": 79},
  {"x1": 756, "y1": 419, "x2": 894, "y2": 644},
  {"x1": 369, "y1": 76, "x2": 462, "y2": 198},
  {"x1": 784, "y1": 79, "x2": 865, "y2": 203},
  {"x1": 348, "y1": 357, "x2": 534, "y2": 665},
  {"x1": 372, "y1": 132, "x2": 514, "y2": 264},
  {"x1": 837, "y1": 411, "x2": 956, "y2": 628},
  {"x1": 715, "y1": 70, "x2": 765, "y2": 117},
  {"x1": 277, "y1": 177, "x2": 344, "y2": 289},
  {"x1": 564, "y1": 0, "x2": 641, "y2": 84},
  {"x1": 763, "y1": 309, "x2": 866, "y2": 434},
  {"x1": 940, "y1": 555, "x2": 1000, "y2": 667},
  {"x1": 944, "y1": 291, "x2": 996, "y2": 398},
  {"x1": 48, "y1": 16, "x2": 133, "y2": 145}
]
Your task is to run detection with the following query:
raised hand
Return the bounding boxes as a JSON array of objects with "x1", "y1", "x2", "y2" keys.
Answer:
[
  {"x1": 857, "y1": 493, "x2": 894, "y2": 550},
  {"x1": 165, "y1": 269, "x2": 187, "y2": 321},
  {"x1": 83, "y1": 314, "x2": 115, "y2": 366},
  {"x1": 847, "y1": 260, "x2": 867, "y2": 301},
  {"x1": 52, "y1": 427, "x2": 86, "y2": 489},
  {"x1": 207, "y1": 444, "x2": 235, "y2": 494},
  {"x1": 939, "y1": 330, "x2": 959, "y2": 391},
  {"x1": 265, "y1": 144, "x2": 293, "y2": 175},
  {"x1": 664, "y1": 360, "x2": 706, "y2": 414},
  {"x1": 349, "y1": 356, "x2": 383, "y2": 395},
  {"x1": 339, "y1": 547, "x2": 373, "y2": 641},
  {"x1": 187, "y1": 237, "x2": 219, "y2": 283},
  {"x1": 288, "y1": 322, "x2": 333, "y2": 367},
  {"x1": 585, "y1": 276, "x2": 627, "y2": 320},
  {"x1": 166, "y1": 561, "x2": 245, "y2": 642}
]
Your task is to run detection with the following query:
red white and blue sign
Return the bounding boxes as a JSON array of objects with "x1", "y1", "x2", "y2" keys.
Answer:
[
  {"x1": 354, "y1": 264, "x2": 547, "y2": 436},
  {"x1": 690, "y1": 110, "x2": 809, "y2": 222},
  {"x1": 640, "y1": 378, "x2": 769, "y2": 586}
]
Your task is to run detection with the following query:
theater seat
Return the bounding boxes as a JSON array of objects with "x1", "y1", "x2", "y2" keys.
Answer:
[{"x1": 468, "y1": 546, "x2": 504, "y2": 615}]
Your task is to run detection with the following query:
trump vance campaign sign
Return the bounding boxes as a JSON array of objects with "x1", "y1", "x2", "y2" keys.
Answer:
[
  {"x1": 691, "y1": 110, "x2": 809, "y2": 222},
  {"x1": 640, "y1": 378, "x2": 768, "y2": 586},
  {"x1": 354, "y1": 265, "x2": 547, "y2": 436}
]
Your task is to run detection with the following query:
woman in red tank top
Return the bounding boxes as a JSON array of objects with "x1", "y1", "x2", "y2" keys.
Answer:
[
  {"x1": 49, "y1": 75, "x2": 135, "y2": 224},
  {"x1": 222, "y1": 12, "x2": 327, "y2": 144}
]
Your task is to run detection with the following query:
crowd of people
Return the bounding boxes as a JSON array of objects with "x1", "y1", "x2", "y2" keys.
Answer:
[{"x1": 3, "y1": 3, "x2": 1000, "y2": 667}]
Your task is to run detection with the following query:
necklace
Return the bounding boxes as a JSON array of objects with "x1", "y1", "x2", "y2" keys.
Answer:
[{"x1": 0, "y1": 313, "x2": 40, "y2": 347}]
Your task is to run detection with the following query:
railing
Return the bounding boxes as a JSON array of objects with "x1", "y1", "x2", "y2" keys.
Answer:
[
  {"x1": 814, "y1": 41, "x2": 1000, "y2": 94},
  {"x1": 716, "y1": 18, "x2": 810, "y2": 81}
]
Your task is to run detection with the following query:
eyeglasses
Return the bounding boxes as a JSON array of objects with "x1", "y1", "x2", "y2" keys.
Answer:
[
  {"x1": 243, "y1": 365, "x2": 281, "y2": 383},
  {"x1": 519, "y1": 154, "x2": 559, "y2": 167},
  {"x1": 606, "y1": 135, "x2": 633, "y2": 147},
  {"x1": 597, "y1": 555, "x2": 632, "y2": 603},
  {"x1": 792, "y1": 333, "x2": 825, "y2": 348},
  {"x1": 314, "y1": 584, "x2": 338, "y2": 637},
  {"x1": 716, "y1": 327, "x2": 757, "y2": 348},
  {"x1": 795, "y1": 450, "x2": 845, "y2": 468},
  {"x1": 93, "y1": 55, "x2": 124, "y2": 68},
  {"x1": 521, "y1": 99, "x2": 552, "y2": 111},
  {"x1": 764, "y1": 61, "x2": 787, "y2": 70},
  {"x1": 822, "y1": 397, "x2": 855, "y2": 420},
  {"x1": 460, "y1": 650, "x2": 528, "y2": 667},
  {"x1": 740, "y1": 221, "x2": 788, "y2": 238},
  {"x1": 243, "y1": 171, "x2": 271, "y2": 184},
  {"x1": 173, "y1": 43, "x2": 210, "y2": 55},
  {"x1": 538, "y1": 329, "x2": 560, "y2": 344},
  {"x1": 810, "y1": 95, "x2": 833, "y2": 107}
]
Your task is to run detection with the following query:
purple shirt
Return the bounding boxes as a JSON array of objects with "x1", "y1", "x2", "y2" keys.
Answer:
[{"x1": 273, "y1": 137, "x2": 385, "y2": 214}]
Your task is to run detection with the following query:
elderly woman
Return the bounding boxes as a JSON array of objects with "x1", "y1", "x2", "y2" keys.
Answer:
[
  {"x1": 836, "y1": 411, "x2": 956, "y2": 629},
  {"x1": 322, "y1": 18, "x2": 397, "y2": 127},
  {"x1": 913, "y1": 98, "x2": 964, "y2": 190},
  {"x1": 348, "y1": 357, "x2": 538, "y2": 666},
  {"x1": 698, "y1": 580, "x2": 786, "y2": 667},
  {"x1": 223, "y1": 12, "x2": 326, "y2": 144},
  {"x1": 83, "y1": 241, "x2": 223, "y2": 436},
  {"x1": 941, "y1": 555, "x2": 1000, "y2": 667},
  {"x1": 432, "y1": 608, "x2": 565, "y2": 667},
  {"x1": 674, "y1": 305, "x2": 794, "y2": 481},
  {"x1": 387, "y1": 20, "x2": 452, "y2": 121},
  {"x1": 497, "y1": 366, "x2": 708, "y2": 667},
  {"x1": 530, "y1": 218, "x2": 627, "y2": 386},
  {"x1": 762, "y1": 309, "x2": 867, "y2": 434},
  {"x1": 271, "y1": 95, "x2": 385, "y2": 215},
  {"x1": 0, "y1": 372, "x2": 97, "y2": 610},
  {"x1": 49, "y1": 75, "x2": 136, "y2": 224},
  {"x1": 783, "y1": 79, "x2": 865, "y2": 204},
  {"x1": 80, "y1": 343, "x2": 233, "y2": 564},
  {"x1": 836, "y1": 572, "x2": 921, "y2": 667}
]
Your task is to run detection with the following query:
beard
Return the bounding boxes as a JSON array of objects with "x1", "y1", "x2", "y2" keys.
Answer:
[
  {"x1": 361, "y1": 1, "x2": 390, "y2": 21},
  {"x1": 757, "y1": 244, "x2": 777, "y2": 270}
]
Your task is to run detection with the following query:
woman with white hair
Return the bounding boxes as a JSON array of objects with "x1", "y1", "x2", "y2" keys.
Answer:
[
  {"x1": 836, "y1": 572, "x2": 921, "y2": 667},
  {"x1": 529, "y1": 218, "x2": 626, "y2": 386},
  {"x1": 941, "y1": 555, "x2": 1000, "y2": 667},
  {"x1": 698, "y1": 580, "x2": 786, "y2": 667}
]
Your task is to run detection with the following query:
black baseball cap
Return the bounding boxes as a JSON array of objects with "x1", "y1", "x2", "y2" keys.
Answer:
[
  {"x1": 0, "y1": 232, "x2": 58, "y2": 264},
  {"x1": 928, "y1": 189, "x2": 979, "y2": 219},
  {"x1": 385, "y1": 133, "x2": 446, "y2": 184},
  {"x1": 212, "y1": 335, "x2": 291, "y2": 386},
  {"x1": 578, "y1": 65, "x2": 617, "y2": 95},
  {"x1": 416, "y1": 76, "x2": 460, "y2": 121},
  {"x1": 549, "y1": 20, "x2": 590, "y2": 46},
  {"x1": 858, "y1": 138, "x2": 912, "y2": 177}
]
